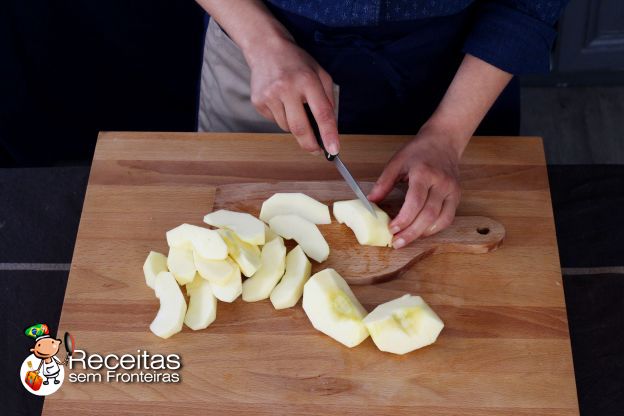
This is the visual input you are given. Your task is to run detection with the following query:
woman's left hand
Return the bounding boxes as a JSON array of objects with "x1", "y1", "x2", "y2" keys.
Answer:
[{"x1": 367, "y1": 125, "x2": 464, "y2": 249}]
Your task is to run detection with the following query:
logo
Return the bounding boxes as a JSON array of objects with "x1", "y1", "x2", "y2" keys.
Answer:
[
  {"x1": 20, "y1": 323, "x2": 181, "y2": 396},
  {"x1": 20, "y1": 324, "x2": 75, "y2": 396}
]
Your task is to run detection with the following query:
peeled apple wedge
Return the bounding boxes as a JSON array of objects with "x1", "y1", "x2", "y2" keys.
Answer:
[
  {"x1": 203, "y1": 209, "x2": 265, "y2": 245},
  {"x1": 217, "y1": 228, "x2": 261, "y2": 277},
  {"x1": 242, "y1": 236, "x2": 287, "y2": 302},
  {"x1": 363, "y1": 294, "x2": 444, "y2": 355},
  {"x1": 143, "y1": 251, "x2": 168, "y2": 289},
  {"x1": 166, "y1": 223, "x2": 195, "y2": 250},
  {"x1": 333, "y1": 200, "x2": 393, "y2": 247},
  {"x1": 264, "y1": 224, "x2": 279, "y2": 244},
  {"x1": 167, "y1": 247, "x2": 196, "y2": 285},
  {"x1": 193, "y1": 250, "x2": 235, "y2": 285},
  {"x1": 209, "y1": 262, "x2": 243, "y2": 302},
  {"x1": 269, "y1": 214, "x2": 329, "y2": 263},
  {"x1": 150, "y1": 271, "x2": 187, "y2": 339},
  {"x1": 302, "y1": 269, "x2": 369, "y2": 348},
  {"x1": 270, "y1": 245, "x2": 312, "y2": 309},
  {"x1": 184, "y1": 275, "x2": 217, "y2": 330},
  {"x1": 260, "y1": 193, "x2": 331, "y2": 224},
  {"x1": 166, "y1": 224, "x2": 227, "y2": 260}
]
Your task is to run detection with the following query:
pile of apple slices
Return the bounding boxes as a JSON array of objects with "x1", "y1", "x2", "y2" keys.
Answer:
[{"x1": 143, "y1": 192, "x2": 444, "y2": 355}]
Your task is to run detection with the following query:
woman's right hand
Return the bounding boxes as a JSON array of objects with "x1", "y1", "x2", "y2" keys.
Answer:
[{"x1": 244, "y1": 36, "x2": 340, "y2": 155}]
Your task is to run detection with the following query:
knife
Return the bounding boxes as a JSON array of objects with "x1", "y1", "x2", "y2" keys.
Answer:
[{"x1": 304, "y1": 104, "x2": 377, "y2": 218}]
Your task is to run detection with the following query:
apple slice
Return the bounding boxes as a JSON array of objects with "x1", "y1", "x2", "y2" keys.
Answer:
[
  {"x1": 166, "y1": 224, "x2": 227, "y2": 260},
  {"x1": 209, "y1": 262, "x2": 243, "y2": 302},
  {"x1": 302, "y1": 268, "x2": 369, "y2": 348},
  {"x1": 363, "y1": 294, "x2": 444, "y2": 355},
  {"x1": 184, "y1": 275, "x2": 217, "y2": 330},
  {"x1": 242, "y1": 236, "x2": 287, "y2": 302},
  {"x1": 143, "y1": 251, "x2": 168, "y2": 289},
  {"x1": 333, "y1": 200, "x2": 392, "y2": 247},
  {"x1": 167, "y1": 247, "x2": 196, "y2": 285},
  {"x1": 217, "y1": 228, "x2": 261, "y2": 277},
  {"x1": 203, "y1": 209, "x2": 265, "y2": 245},
  {"x1": 270, "y1": 245, "x2": 312, "y2": 309},
  {"x1": 193, "y1": 250, "x2": 235, "y2": 285},
  {"x1": 166, "y1": 223, "x2": 195, "y2": 250},
  {"x1": 264, "y1": 224, "x2": 279, "y2": 244},
  {"x1": 150, "y1": 271, "x2": 187, "y2": 339},
  {"x1": 260, "y1": 193, "x2": 331, "y2": 224},
  {"x1": 269, "y1": 214, "x2": 329, "y2": 263}
]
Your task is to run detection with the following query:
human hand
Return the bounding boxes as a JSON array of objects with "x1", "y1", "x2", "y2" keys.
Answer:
[
  {"x1": 245, "y1": 37, "x2": 339, "y2": 155},
  {"x1": 367, "y1": 125, "x2": 465, "y2": 249}
]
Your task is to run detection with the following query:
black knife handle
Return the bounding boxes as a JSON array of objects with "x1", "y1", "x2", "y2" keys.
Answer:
[{"x1": 304, "y1": 103, "x2": 336, "y2": 161}]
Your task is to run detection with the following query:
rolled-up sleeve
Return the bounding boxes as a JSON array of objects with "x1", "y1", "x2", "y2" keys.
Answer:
[{"x1": 463, "y1": 0, "x2": 568, "y2": 74}]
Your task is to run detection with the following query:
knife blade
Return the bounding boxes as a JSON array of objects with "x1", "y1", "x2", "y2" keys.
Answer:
[{"x1": 304, "y1": 104, "x2": 377, "y2": 218}]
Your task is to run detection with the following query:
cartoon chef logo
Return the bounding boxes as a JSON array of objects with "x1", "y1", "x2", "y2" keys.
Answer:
[{"x1": 19, "y1": 324, "x2": 76, "y2": 396}]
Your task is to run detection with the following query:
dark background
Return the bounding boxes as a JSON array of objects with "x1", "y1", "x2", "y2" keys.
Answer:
[
  {"x1": 0, "y1": 1, "x2": 205, "y2": 165},
  {"x1": 1, "y1": 1, "x2": 623, "y2": 416}
]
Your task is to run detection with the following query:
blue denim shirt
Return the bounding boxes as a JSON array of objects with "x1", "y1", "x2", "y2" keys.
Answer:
[{"x1": 265, "y1": 0, "x2": 569, "y2": 73}]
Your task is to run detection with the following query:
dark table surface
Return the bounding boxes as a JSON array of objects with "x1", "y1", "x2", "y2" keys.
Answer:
[{"x1": 1, "y1": 164, "x2": 622, "y2": 416}]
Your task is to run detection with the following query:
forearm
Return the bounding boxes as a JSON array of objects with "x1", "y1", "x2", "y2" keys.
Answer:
[
  {"x1": 423, "y1": 54, "x2": 513, "y2": 156},
  {"x1": 195, "y1": 0, "x2": 292, "y2": 63}
]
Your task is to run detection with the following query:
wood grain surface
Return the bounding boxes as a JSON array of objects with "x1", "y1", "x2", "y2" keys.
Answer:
[
  {"x1": 213, "y1": 181, "x2": 505, "y2": 284},
  {"x1": 43, "y1": 132, "x2": 579, "y2": 415}
]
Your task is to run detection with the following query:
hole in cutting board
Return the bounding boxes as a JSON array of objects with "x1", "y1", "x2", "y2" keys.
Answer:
[{"x1": 477, "y1": 227, "x2": 490, "y2": 235}]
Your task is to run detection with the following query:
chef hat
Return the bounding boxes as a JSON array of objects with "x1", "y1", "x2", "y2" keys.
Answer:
[{"x1": 25, "y1": 324, "x2": 50, "y2": 341}]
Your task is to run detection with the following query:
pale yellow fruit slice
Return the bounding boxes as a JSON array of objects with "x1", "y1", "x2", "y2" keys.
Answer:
[
  {"x1": 143, "y1": 251, "x2": 168, "y2": 289},
  {"x1": 302, "y1": 268, "x2": 369, "y2": 347},
  {"x1": 167, "y1": 246, "x2": 196, "y2": 285},
  {"x1": 184, "y1": 274, "x2": 217, "y2": 330},
  {"x1": 203, "y1": 209, "x2": 265, "y2": 245},
  {"x1": 333, "y1": 200, "x2": 392, "y2": 247},
  {"x1": 269, "y1": 214, "x2": 329, "y2": 262},
  {"x1": 270, "y1": 245, "x2": 312, "y2": 309},
  {"x1": 166, "y1": 223, "x2": 227, "y2": 260},
  {"x1": 150, "y1": 271, "x2": 187, "y2": 339},
  {"x1": 260, "y1": 193, "x2": 331, "y2": 224},
  {"x1": 193, "y1": 250, "x2": 235, "y2": 285},
  {"x1": 363, "y1": 294, "x2": 444, "y2": 355},
  {"x1": 209, "y1": 262, "x2": 242, "y2": 303},
  {"x1": 217, "y1": 228, "x2": 261, "y2": 277},
  {"x1": 242, "y1": 236, "x2": 287, "y2": 302},
  {"x1": 264, "y1": 223, "x2": 279, "y2": 244}
]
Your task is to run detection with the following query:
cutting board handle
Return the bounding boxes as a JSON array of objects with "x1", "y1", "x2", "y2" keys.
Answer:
[
  {"x1": 338, "y1": 215, "x2": 505, "y2": 285},
  {"x1": 411, "y1": 216, "x2": 505, "y2": 255}
]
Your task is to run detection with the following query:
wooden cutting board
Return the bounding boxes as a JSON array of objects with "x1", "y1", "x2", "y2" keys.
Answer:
[
  {"x1": 213, "y1": 181, "x2": 505, "y2": 284},
  {"x1": 43, "y1": 132, "x2": 578, "y2": 416}
]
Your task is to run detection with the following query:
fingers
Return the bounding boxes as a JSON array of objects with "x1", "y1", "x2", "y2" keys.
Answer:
[
  {"x1": 317, "y1": 68, "x2": 336, "y2": 111},
  {"x1": 388, "y1": 174, "x2": 429, "y2": 234},
  {"x1": 283, "y1": 95, "x2": 319, "y2": 152},
  {"x1": 265, "y1": 100, "x2": 289, "y2": 132},
  {"x1": 392, "y1": 187, "x2": 445, "y2": 248},
  {"x1": 367, "y1": 157, "x2": 404, "y2": 202},
  {"x1": 304, "y1": 79, "x2": 339, "y2": 155},
  {"x1": 421, "y1": 193, "x2": 459, "y2": 238}
]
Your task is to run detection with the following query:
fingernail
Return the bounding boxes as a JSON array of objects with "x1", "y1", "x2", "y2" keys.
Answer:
[
  {"x1": 311, "y1": 150, "x2": 322, "y2": 156},
  {"x1": 428, "y1": 224, "x2": 437, "y2": 232},
  {"x1": 390, "y1": 226, "x2": 400, "y2": 234},
  {"x1": 327, "y1": 143, "x2": 339, "y2": 155},
  {"x1": 393, "y1": 238, "x2": 405, "y2": 249}
]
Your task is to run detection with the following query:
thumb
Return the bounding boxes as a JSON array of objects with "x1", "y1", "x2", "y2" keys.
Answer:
[{"x1": 368, "y1": 160, "x2": 402, "y2": 202}]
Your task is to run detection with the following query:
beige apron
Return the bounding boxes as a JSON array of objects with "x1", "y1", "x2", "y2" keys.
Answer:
[{"x1": 198, "y1": 19, "x2": 338, "y2": 133}]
